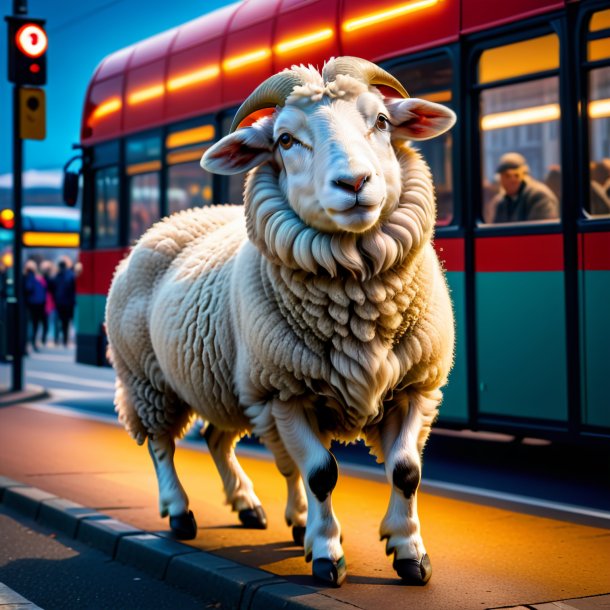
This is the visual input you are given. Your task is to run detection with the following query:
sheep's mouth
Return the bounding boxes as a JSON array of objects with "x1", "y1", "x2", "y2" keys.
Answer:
[{"x1": 327, "y1": 203, "x2": 381, "y2": 232}]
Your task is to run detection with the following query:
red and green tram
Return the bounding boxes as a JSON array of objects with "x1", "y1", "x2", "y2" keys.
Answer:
[{"x1": 73, "y1": 0, "x2": 610, "y2": 441}]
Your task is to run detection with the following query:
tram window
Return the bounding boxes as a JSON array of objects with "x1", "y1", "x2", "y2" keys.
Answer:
[
  {"x1": 94, "y1": 167, "x2": 119, "y2": 248},
  {"x1": 168, "y1": 162, "x2": 213, "y2": 214},
  {"x1": 166, "y1": 123, "x2": 215, "y2": 214},
  {"x1": 389, "y1": 55, "x2": 454, "y2": 225},
  {"x1": 478, "y1": 33, "x2": 561, "y2": 225},
  {"x1": 129, "y1": 172, "x2": 160, "y2": 243},
  {"x1": 586, "y1": 11, "x2": 610, "y2": 219}
]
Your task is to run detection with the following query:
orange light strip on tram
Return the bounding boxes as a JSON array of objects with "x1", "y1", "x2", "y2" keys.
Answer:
[
  {"x1": 166, "y1": 125, "x2": 215, "y2": 149},
  {"x1": 23, "y1": 232, "x2": 80, "y2": 248},
  {"x1": 343, "y1": 0, "x2": 441, "y2": 32},
  {"x1": 481, "y1": 103, "x2": 560, "y2": 130},
  {"x1": 421, "y1": 89, "x2": 452, "y2": 103},
  {"x1": 167, "y1": 65, "x2": 220, "y2": 91},
  {"x1": 128, "y1": 84, "x2": 165, "y2": 105},
  {"x1": 275, "y1": 28, "x2": 334, "y2": 54},
  {"x1": 167, "y1": 149, "x2": 205, "y2": 165},
  {"x1": 223, "y1": 48, "x2": 271, "y2": 71},
  {"x1": 126, "y1": 160, "x2": 162, "y2": 175},
  {"x1": 590, "y1": 98, "x2": 610, "y2": 119},
  {"x1": 90, "y1": 97, "x2": 122, "y2": 123}
]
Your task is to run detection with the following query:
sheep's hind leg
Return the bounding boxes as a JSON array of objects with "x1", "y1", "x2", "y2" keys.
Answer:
[
  {"x1": 204, "y1": 424, "x2": 267, "y2": 529},
  {"x1": 148, "y1": 435, "x2": 197, "y2": 539},
  {"x1": 246, "y1": 404, "x2": 307, "y2": 545},
  {"x1": 272, "y1": 399, "x2": 345, "y2": 587},
  {"x1": 377, "y1": 391, "x2": 439, "y2": 585}
]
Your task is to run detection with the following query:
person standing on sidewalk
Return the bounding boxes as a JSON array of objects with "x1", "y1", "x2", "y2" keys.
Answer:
[
  {"x1": 23, "y1": 260, "x2": 47, "y2": 352},
  {"x1": 53, "y1": 257, "x2": 76, "y2": 347}
]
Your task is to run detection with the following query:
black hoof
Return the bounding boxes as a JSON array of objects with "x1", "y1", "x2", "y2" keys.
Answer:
[
  {"x1": 292, "y1": 526, "x2": 306, "y2": 546},
  {"x1": 169, "y1": 510, "x2": 197, "y2": 540},
  {"x1": 239, "y1": 506, "x2": 267, "y2": 529},
  {"x1": 393, "y1": 553, "x2": 432, "y2": 585},
  {"x1": 312, "y1": 556, "x2": 346, "y2": 587}
]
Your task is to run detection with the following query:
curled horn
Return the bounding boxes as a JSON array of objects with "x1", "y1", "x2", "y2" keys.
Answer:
[
  {"x1": 230, "y1": 71, "x2": 304, "y2": 133},
  {"x1": 322, "y1": 56, "x2": 409, "y2": 98}
]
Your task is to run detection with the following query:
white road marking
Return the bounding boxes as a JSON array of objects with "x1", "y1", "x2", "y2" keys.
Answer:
[
  {"x1": 27, "y1": 353, "x2": 75, "y2": 363},
  {"x1": 26, "y1": 371, "x2": 116, "y2": 390}
]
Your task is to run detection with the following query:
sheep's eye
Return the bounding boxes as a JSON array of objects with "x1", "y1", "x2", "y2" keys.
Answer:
[
  {"x1": 375, "y1": 114, "x2": 390, "y2": 131},
  {"x1": 278, "y1": 133, "x2": 294, "y2": 150}
]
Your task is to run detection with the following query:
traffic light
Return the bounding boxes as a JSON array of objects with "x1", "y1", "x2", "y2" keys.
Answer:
[
  {"x1": 6, "y1": 16, "x2": 47, "y2": 86},
  {"x1": 19, "y1": 87, "x2": 45, "y2": 140},
  {"x1": 0, "y1": 209, "x2": 15, "y2": 230}
]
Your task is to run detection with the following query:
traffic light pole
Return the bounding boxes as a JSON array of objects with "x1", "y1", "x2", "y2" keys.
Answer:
[{"x1": 11, "y1": 84, "x2": 24, "y2": 392}]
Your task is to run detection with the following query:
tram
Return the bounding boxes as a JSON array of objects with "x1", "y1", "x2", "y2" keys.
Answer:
[{"x1": 71, "y1": 0, "x2": 610, "y2": 441}]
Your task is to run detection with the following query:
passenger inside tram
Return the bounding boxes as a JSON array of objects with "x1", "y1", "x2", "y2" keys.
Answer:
[
  {"x1": 488, "y1": 152, "x2": 560, "y2": 223},
  {"x1": 589, "y1": 159, "x2": 610, "y2": 216}
]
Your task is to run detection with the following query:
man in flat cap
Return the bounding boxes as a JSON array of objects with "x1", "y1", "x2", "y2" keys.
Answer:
[{"x1": 489, "y1": 152, "x2": 559, "y2": 223}]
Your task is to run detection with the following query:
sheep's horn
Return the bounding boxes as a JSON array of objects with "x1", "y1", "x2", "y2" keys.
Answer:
[
  {"x1": 230, "y1": 71, "x2": 304, "y2": 133},
  {"x1": 322, "y1": 56, "x2": 409, "y2": 98}
]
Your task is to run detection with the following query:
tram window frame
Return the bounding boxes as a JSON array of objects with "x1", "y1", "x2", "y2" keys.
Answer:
[
  {"x1": 581, "y1": 8, "x2": 610, "y2": 223},
  {"x1": 473, "y1": 29, "x2": 563, "y2": 231},
  {"x1": 89, "y1": 141, "x2": 121, "y2": 250},
  {"x1": 125, "y1": 131, "x2": 162, "y2": 244},
  {"x1": 219, "y1": 111, "x2": 247, "y2": 206},
  {"x1": 384, "y1": 48, "x2": 458, "y2": 230},
  {"x1": 165, "y1": 117, "x2": 217, "y2": 214}
]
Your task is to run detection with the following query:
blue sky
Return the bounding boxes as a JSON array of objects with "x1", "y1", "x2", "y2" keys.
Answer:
[{"x1": 0, "y1": 0, "x2": 233, "y2": 178}]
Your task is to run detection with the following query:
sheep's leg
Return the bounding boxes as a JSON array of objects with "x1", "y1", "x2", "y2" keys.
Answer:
[
  {"x1": 378, "y1": 391, "x2": 439, "y2": 585},
  {"x1": 261, "y1": 428, "x2": 308, "y2": 545},
  {"x1": 203, "y1": 424, "x2": 267, "y2": 529},
  {"x1": 148, "y1": 435, "x2": 197, "y2": 539},
  {"x1": 272, "y1": 399, "x2": 345, "y2": 587},
  {"x1": 246, "y1": 403, "x2": 308, "y2": 544}
]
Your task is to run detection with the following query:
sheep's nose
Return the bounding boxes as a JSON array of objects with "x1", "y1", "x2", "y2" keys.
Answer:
[{"x1": 333, "y1": 173, "x2": 369, "y2": 193}]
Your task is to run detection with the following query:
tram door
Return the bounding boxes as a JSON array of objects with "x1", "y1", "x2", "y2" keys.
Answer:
[
  {"x1": 579, "y1": 10, "x2": 610, "y2": 431},
  {"x1": 473, "y1": 33, "x2": 569, "y2": 425}
]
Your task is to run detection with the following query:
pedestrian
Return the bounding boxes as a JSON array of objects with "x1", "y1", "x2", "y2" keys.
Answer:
[
  {"x1": 53, "y1": 257, "x2": 76, "y2": 347},
  {"x1": 23, "y1": 259, "x2": 47, "y2": 352},
  {"x1": 489, "y1": 152, "x2": 559, "y2": 223},
  {"x1": 40, "y1": 260, "x2": 57, "y2": 346}
]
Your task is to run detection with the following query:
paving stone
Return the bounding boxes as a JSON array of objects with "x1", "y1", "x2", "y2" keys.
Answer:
[
  {"x1": 0, "y1": 476, "x2": 26, "y2": 502},
  {"x1": 531, "y1": 595, "x2": 610, "y2": 609},
  {"x1": 77, "y1": 517, "x2": 143, "y2": 557},
  {"x1": 38, "y1": 497, "x2": 107, "y2": 537},
  {"x1": 115, "y1": 533, "x2": 198, "y2": 579},
  {"x1": 246, "y1": 581, "x2": 345, "y2": 610},
  {"x1": 0, "y1": 582, "x2": 43, "y2": 609},
  {"x1": 166, "y1": 553, "x2": 281, "y2": 608},
  {"x1": 2, "y1": 486, "x2": 57, "y2": 520}
]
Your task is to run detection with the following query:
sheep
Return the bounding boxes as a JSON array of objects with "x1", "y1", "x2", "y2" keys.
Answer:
[{"x1": 105, "y1": 56, "x2": 456, "y2": 587}]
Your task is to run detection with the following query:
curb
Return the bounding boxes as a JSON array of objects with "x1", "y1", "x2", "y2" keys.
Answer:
[
  {"x1": 0, "y1": 475, "x2": 349, "y2": 610},
  {"x1": 0, "y1": 384, "x2": 49, "y2": 408}
]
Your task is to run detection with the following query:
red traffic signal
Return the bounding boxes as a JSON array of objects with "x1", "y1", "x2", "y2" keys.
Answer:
[
  {"x1": 0, "y1": 209, "x2": 15, "y2": 230},
  {"x1": 6, "y1": 16, "x2": 47, "y2": 86}
]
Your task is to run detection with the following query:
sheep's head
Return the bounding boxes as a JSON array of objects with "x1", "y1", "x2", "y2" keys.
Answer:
[{"x1": 202, "y1": 57, "x2": 456, "y2": 277}]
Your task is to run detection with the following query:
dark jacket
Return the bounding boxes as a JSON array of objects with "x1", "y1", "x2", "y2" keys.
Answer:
[
  {"x1": 492, "y1": 178, "x2": 559, "y2": 223},
  {"x1": 24, "y1": 271, "x2": 46, "y2": 306},
  {"x1": 53, "y1": 268, "x2": 76, "y2": 308}
]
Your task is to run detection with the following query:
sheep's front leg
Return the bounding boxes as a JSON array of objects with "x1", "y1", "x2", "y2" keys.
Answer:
[
  {"x1": 272, "y1": 399, "x2": 345, "y2": 586},
  {"x1": 378, "y1": 391, "x2": 439, "y2": 585},
  {"x1": 204, "y1": 424, "x2": 267, "y2": 529},
  {"x1": 148, "y1": 435, "x2": 197, "y2": 539}
]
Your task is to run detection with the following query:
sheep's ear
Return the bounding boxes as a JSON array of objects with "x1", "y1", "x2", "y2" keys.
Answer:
[
  {"x1": 201, "y1": 125, "x2": 273, "y2": 175},
  {"x1": 385, "y1": 98, "x2": 456, "y2": 141}
]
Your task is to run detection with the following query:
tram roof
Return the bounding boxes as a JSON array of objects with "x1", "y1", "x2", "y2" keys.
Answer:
[{"x1": 81, "y1": 0, "x2": 566, "y2": 146}]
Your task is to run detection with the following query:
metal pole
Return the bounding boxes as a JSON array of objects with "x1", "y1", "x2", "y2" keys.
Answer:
[{"x1": 11, "y1": 84, "x2": 23, "y2": 392}]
